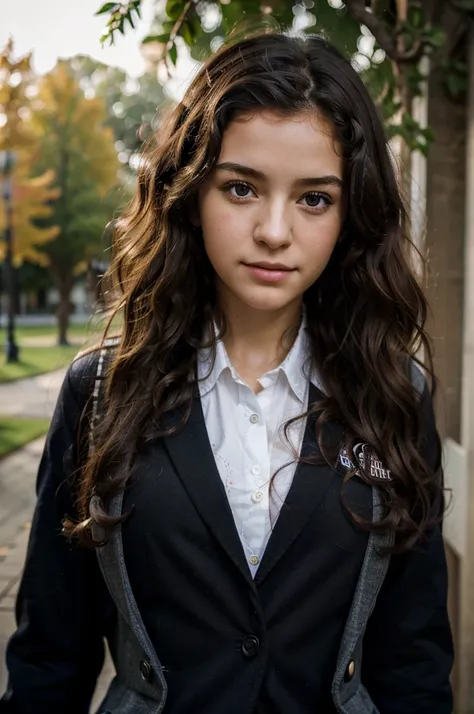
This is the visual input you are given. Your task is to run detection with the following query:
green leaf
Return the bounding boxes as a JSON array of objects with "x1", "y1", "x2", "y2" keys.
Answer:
[
  {"x1": 424, "y1": 28, "x2": 446, "y2": 48},
  {"x1": 169, "y1": 42, "x2": 178, "y2": 66},
  {"x1": 95, "y1": 2, "x2": 119, "y2": 15},
  {"x1": 166, "y1": 0, "x2": 183, "y2": 21},
  {"x1": 142, "y1": 33, "x2": 171, "y2": 44},
  {"x1": 181, "y1": 21, "x2": 194, "y2": 47},
  {"x1": 410, "y1": 7, "x2": 423, "y2": 27},
  {"x1": 128, "y1": 12, "x2": 135, "y2": 29}
]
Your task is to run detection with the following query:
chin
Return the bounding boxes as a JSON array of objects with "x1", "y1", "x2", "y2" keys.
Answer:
[{"x1": 238, "y1": 291, "x2": 295, "y2": 313}]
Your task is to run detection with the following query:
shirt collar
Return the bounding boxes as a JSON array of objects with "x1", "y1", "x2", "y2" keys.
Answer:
[
  {"x1": 197, "y1": 311, "x2": 324, "y2": 401},
  {"x1": 198, "y1": 334, "x2": 236, "y2": 397}
]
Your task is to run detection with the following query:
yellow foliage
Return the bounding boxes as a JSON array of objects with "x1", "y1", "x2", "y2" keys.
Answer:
[
  {"x1": 0, "y1": 151, "x2": 60, "y2": 266},
  {"x1": 0, "y1": 39, "x2": 36, "y2": 150},
  {"x1": 0, "y1": 46, "x2": 119, "y2": 272},
  {"x1": 30, "y1": 63, "x2": 119, "y2": 197}
]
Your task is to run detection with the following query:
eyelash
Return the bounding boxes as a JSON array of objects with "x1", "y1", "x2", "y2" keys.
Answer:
[{"x1": 222, "y1": 181, "x2": 333, "y2": 212}]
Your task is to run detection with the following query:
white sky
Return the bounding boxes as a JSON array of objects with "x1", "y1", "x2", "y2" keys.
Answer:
[{"x1": 1, "y1": 0, "x2": 158, "y2": 77}]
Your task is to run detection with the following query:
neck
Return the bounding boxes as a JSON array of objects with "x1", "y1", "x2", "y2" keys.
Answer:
[{"x1": 217, "y1": 293, "x2": 303, "y2": 390}]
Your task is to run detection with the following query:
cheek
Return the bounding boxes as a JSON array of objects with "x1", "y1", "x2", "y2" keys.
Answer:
[
  {"x1": 200, "y1": 202, "x2": 242, "y2": 263},
  {"x1": 301, "y1": 216, "x2": 342, "y2": 270},
  {"x1": 202, "y1": 215, "x2": 235, "y2": 256}
]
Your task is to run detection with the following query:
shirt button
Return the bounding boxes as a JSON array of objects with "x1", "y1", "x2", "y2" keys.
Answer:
[
  {"x1": 251, "y1": 491, "x2": 263, "y2": 503},
  {"x1": 251, "y1": 465, "x2": 261, "y2": 476},
  {"x1": 249, "y1": 555, "x2": 259, "y2": 566},
  {"x1": 249, "y1": 413, "x2": 259, "y2": 424}
]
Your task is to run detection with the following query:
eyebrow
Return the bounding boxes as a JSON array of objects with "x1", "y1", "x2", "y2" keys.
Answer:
[{"x1": 214, "y1": 161, "x2": 344, "y2": 189}]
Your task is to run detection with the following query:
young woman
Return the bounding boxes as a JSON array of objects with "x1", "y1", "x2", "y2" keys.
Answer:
[{"x1": 1, "y1": 31, "x2": 453, "y2": 714}]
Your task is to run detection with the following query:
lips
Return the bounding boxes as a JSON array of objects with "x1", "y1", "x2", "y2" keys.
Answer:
[
  {"x1": 244, "y1": 262, "x2": 294, "y2": 271},
  {"x1": 243, "y1": 262, "x2": 295, "y2": 283}
]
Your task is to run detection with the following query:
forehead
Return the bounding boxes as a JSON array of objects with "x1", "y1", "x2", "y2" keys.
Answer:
[{"x1": 218, "y1": 110, "x2": 343, "y2": 179}]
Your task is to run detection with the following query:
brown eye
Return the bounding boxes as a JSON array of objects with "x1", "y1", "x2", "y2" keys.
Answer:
[
  {"x1": 228, "y1": 182, "x2": 253, "y2": 198},
  {"x1": 301, "y1": 192, "x2": 331, "y2": 209}
]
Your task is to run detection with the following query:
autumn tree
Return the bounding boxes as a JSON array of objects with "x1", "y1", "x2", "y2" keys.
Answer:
[
  {"x1": 30, "y1": 62, "x2": 120, "y2": 345},
  {"x1": 0, "y1": 39, "x2": 59, "y2": 360},
  {"x1": 0, "y1": 154, "x2": 59, "y2": 265},
  {"x1": 0, "y1": 40, "x2": 59, "y2": 263}
]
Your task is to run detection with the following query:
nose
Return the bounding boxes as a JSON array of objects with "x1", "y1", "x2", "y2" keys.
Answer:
[{"x1": 253, "y1": 199, "x2": 292, "y2": 250}]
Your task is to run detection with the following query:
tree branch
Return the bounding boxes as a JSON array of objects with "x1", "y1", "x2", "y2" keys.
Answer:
[
  {"x1": 169, "y1": 0, "x2": 195, "y2": 43},
  {"x1": 156, "y1": 0, "x2": 196, "y2": 68}
]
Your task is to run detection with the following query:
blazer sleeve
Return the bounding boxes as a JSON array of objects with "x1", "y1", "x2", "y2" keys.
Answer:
[
  {"x1": 362, "y1": 382, "x2": 454, "y2": 714},
  {"x1": 0, "y1": 352, "x2": 111, "y2": 714}
]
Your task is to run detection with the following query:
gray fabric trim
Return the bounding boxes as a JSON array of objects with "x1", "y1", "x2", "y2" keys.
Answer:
[
  {"x1": 331, "y1": 488, "x2": 395, "y2": 713},
  {"x1": 96, "y1": 495, "x2": 167, "y2": 705},
  {"x1": 90, "y1": 346, "x2": 167, "y2": 711},
  {"x1": 94, "y1": 675, "x2": 162, "y2": 714},
  {"x1": 335, "y1": 682, "x2": 380, "y2": 714},
  {"x1": 410, "y1": 359, "x2": 426, "y2": 395}
]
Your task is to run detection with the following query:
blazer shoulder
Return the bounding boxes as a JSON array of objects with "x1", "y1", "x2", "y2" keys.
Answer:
[{"x1": 68, "y1": 338, "x2": 120, "y2": 402}]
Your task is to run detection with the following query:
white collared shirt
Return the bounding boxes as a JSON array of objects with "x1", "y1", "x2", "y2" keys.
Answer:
[{"x1": 197, "y1": 318, "x2": 322, "y2": 578}]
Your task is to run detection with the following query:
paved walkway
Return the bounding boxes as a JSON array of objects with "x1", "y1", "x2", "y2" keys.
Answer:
[
  {"x1": 0, "y1": 438, "x2": 45, "y2": 696},
  {"x1": 0, "y1": 368, "x2": 68, "y2": 419},
  {"x1": 0, "y1": 373, "x2": 114, "y2": 709}
]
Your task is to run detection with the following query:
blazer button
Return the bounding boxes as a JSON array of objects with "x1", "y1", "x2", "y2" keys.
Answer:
[
  {"x1": 140, "y1": 659, "x2": 153, "y2": 682},
  {"x1": 242, "y1": 635, "x2": 260, "y2": 658},
  {"x1": 347, "y1": 660, "x2": 355, "y2": 679}
]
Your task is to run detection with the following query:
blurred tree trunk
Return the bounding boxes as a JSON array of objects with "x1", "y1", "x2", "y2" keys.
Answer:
[
  {"x1": 52, "y1": 269, "x2": 74, "y2": 346},
  {"x1": 424, "y1": 0, "x2": 469, "y2": 442},
  {"x1": 31, "y1": 62, "x2": 120, "y2": 347}
]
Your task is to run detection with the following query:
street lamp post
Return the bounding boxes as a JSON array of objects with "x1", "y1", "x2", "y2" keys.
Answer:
[{"x1": 0, "y1": 149, "x2": 19, "y2": 363}]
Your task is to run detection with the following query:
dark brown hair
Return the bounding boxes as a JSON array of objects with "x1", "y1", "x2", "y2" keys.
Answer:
[{"x1": 65, "y1": 31, "x2": 441, "y2": 552}]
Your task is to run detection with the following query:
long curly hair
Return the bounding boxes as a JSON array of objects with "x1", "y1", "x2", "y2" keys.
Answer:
[{"x1": 64, "y1": 31, "x2": 441, "y2": 553}]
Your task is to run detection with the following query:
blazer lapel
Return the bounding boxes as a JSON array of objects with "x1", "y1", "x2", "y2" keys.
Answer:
[
  {"x1": 162, "y1": 394, "x2": 256, "y2": 589},
  {"x1": 255, "y1": 384, "x2": 340, "y2": 585}
]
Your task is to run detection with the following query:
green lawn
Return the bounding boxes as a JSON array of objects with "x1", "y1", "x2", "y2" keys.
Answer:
[
  {"x1": 4, "y1": 316, "x2": 122, "y2": 342},
  {"x1": 0, "y1": 417, "x2": 51, "y2": 458},
  {"x1": 13, "y1": 323, "x2": 90, "y2": 339},
  {"x1": 0, "y1": 316, "x2": 122, "y2": 383},
  {"x1": 0, "y1": 345, "x2": 79, "y2": 383}
]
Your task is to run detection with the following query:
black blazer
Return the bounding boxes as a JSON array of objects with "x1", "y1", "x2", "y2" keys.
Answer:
[{"x1": 1, "y1": 352, "x2": 454, "y2": 714}]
